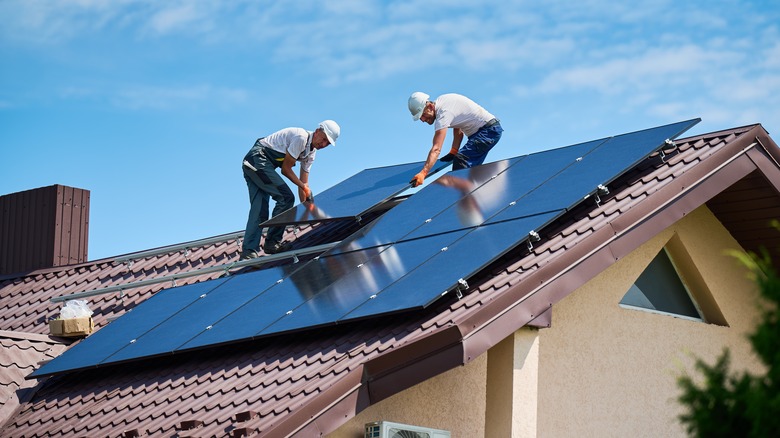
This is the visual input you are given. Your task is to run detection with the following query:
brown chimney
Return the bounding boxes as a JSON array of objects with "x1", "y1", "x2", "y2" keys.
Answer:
[{"x1": 0, "y1": 185, "x2": 90, "y2": 275}]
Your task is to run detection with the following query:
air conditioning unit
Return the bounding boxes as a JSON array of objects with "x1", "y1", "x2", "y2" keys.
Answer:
[{"x1": 365, "y1": 420, "x2": 451, "y2": 438}]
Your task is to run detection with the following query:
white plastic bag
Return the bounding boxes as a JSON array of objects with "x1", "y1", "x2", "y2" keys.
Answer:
[{"x1": 60, "y1": 299, "x2": 93, "y2": 319}]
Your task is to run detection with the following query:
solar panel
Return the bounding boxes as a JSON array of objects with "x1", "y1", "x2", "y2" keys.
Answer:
[
  {"x1": 400, "y1": 141, "x2": 602, "y2": 241},
  {"x1": 487, "y1": 119, "x2": 700, "y2": 224},
  {"x1": 326, "y1": 157, "x2": 526, "y2": 249},
  {"x1": 343, "y1": 211, "x2": 560, "y2": 320},
  {"x1": 261, "y1": 161, "x2": 445, "y2": 226},
  {"x1": 31, "y1": 118, "x2": 700, "y2": 378},
  {"x1": 31, "y1": 278, "x2": 231, "y2": 375},
  {"x1": 102, "y1": 269, "x2": 286, "y2": 364},
  {"x1": 201, "y1": 232, "x2": 465, "y2": 347}
]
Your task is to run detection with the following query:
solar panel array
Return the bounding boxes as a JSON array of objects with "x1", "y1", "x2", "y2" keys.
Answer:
[{"x1": 31, "y1": 118, "x2": 699, "y2": 378}]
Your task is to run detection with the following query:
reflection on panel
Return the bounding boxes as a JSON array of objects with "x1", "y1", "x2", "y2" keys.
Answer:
[
  {"x1": 178, "y1": 244, "x2": 390, "y2": 350},
  {"x1": 403, "y1": 140, "x2": 603, "y2": 240},
  {"x1": 343, "y1": 211, "x2": 560, "y2": 320},
  {"x1": 329, "y1": 157, "x2": 525, "y2": 251},
  {"x1": 259, "y1": 232, "x2": 468, "y2": 335}
]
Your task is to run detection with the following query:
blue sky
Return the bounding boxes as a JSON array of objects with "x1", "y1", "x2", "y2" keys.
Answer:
[{"x1": 1, "y1": 0, "x2": 778, "y2": 261}]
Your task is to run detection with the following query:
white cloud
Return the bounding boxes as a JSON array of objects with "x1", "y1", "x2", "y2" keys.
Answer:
[
  {"x1": 147, "y1": 4, "x2": 201, "y2": 35},
  {"x1": 534, "y1": 45, "x2": 729, "y2": 95},
  {"x1": 108, "y1": 84, "x2": 247, "y2": 110},
  {"x1": 0, "y1": 0, "x2": 139, "y2": 44},
  {"x1": 3, "y1": 0, "x2": 778, "y2": 122}
]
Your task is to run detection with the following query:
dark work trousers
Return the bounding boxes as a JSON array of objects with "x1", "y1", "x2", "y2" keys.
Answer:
[
  {"x1": 242, "y1": 142, "x2": 295, "y2": 252},
  {"x1": 453, "y1": 120, "x2": 503, "y2": 170}
]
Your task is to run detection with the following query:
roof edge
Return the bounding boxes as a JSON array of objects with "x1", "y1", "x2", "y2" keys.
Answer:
[
  {"x1": 458, "y1": 124, "x2": 772, "y2": 360},
  {"x1": 269, "y1": 325, "x2": 466, "y2": 437},
  {"x1": 268, "y1": 364, "x2": 366, "y2": 437}
]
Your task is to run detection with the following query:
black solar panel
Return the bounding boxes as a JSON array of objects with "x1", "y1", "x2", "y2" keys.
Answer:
[
  {"x1": 261, "y1": 161, "x2": 444, "y2": 226},
  {"x1": 31, "y1": 118, "x2": 700, "y2": 378}
]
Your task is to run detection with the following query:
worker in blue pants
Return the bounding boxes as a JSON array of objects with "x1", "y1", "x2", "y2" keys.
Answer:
[
  {"x1": 407, "y1": 92, "x2": 503, "y2": 187},
  {"x1": 241, "y1": 120, "x2": 340, "y2": 260}
]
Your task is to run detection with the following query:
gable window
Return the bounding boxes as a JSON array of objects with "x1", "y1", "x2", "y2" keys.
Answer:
[{"x1": 620, "y1": 247, "x2": 704, "y2": 322}]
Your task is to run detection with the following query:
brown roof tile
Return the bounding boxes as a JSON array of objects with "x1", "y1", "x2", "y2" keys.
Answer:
[{"x1": 0, "y1": 331, "x2": 67, "y2": 428}]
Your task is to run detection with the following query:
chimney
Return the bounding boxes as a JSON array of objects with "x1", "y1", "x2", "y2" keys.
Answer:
[{"x1": 0, "y1": 185, "x2": 90, "y2": 275}]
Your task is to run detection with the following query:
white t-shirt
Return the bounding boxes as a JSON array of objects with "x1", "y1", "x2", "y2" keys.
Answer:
[
  {"x1": 259, "y1": 127, "x2": 317, "y2": 172},
  {"x1": 433, "y1": 93, "x2": 495, "y2": 137}
]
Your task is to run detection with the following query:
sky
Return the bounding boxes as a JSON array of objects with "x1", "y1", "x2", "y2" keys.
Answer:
[{"x1": 1, "y1": 0, "x2": 779, "y2": 261}]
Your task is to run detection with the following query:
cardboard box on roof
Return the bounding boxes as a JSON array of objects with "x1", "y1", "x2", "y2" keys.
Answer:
[{"x1": 49, "y1": 317, "x2": 94, "y2": 337}]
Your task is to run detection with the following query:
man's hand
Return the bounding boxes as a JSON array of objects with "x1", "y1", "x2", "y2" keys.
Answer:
[
  {"x1": 300, "y1": 184, "x2": 312, "y2": 203},
  {"x1": 439, "y1": 147, "x2": 460, "y2": 162},
  {"x1": 410, "y1": 171, "x2": 426, "y2": 187}
]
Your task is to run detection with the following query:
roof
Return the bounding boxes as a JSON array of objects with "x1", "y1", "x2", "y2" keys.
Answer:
[
  {"x1": 1, "y1": 123, "x2": 779, "y2": 437},
  {"x1": 0, "y1": 331, "x2": 66, "y2": 428}
]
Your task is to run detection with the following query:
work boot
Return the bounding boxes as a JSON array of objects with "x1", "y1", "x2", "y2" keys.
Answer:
[
  {"x1": 239, "y1": 249, "x2": 259, "y2": 260},
  {"x1": 263, "y1": 240, "x2": 292, "y2": 255}
]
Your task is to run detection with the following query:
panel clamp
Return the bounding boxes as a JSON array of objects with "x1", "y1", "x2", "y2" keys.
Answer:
[
  {"x1": 527, "y1": 230, "x2": 541, "y2": 251},
  {"x1": 594, "y1": 184, "x2": 609, "y2": 205},
  {"x1": 660, "y1": 139, "x2": 676, "y2": 163},
  {"x1": 455, "y1": 278, "x2": 469, "y2": 299}
]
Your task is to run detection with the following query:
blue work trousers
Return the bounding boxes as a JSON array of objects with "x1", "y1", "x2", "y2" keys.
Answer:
[
  {"x1": 453, "y1": 121, "x2": 503, "y2": 170},
  {"x1": 242, "y1": 143, "x2": 295, "y2": 252}
]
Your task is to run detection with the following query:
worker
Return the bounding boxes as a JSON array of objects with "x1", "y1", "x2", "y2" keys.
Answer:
[
  {"x1": 240, "y1": 120, "x2": 340, "y2": 260},
  {"x1": 407, "y1": 92, "x2": 503, "y2": 187}
]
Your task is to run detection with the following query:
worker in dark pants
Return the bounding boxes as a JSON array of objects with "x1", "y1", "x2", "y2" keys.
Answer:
[
  {"x1": 240, "y1": 120, "x2": 340, "y2": 260},
  {"x1": 407, "y1": 92, "x2": 503, "y2": 187}
]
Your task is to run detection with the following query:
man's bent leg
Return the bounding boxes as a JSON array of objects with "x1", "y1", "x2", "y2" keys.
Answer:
[
  {"x1": 264, "y1": 182, "x2": 294, "y2": 248},
  {"x1": 242, "y1": 171, "x2": 268, "y2": 253},
  {"x1": 456, "y1": 123, "x2": 503, "y2": 169},
  {"x1": 244, "y1": 163, "x2": 295, "y2": 250}
]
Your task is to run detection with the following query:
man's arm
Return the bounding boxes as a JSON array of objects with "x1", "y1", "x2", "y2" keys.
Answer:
[
  {"x1": 450, "y1": 128, "x2": 464, "y2": 154},
  {"x1": 411, "y1": 128, "x2": 448, "y2": 187},
  {"x1": 298, "y1": 168, "x2": 310, "y2": 202},
  {"x1": 280, "y1": 153, "x2": 311, "y2": 202}
]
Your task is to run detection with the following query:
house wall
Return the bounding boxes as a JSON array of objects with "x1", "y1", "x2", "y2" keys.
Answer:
[
  {"x1": 329, "y1": 352, "x2": 488, "y2": 437},
  {"x1": 536, "y1": 205, "x2": 765, "y2": 437}
]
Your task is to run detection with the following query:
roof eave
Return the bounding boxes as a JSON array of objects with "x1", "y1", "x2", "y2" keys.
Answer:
[{"x1": 459, "y1": 125, "x2": 775, "y2": 359}]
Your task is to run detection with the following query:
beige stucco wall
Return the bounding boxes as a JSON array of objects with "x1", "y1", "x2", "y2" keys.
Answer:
[
  {"x1": 331, "y1": 204, "x2": 764, "y2": 437},
  {"x1": 537, "y1": 205, "x2": 764, "y2": 437},
  {"x1": 329, "y1": 353, "x2": 488, "y2": 437}
]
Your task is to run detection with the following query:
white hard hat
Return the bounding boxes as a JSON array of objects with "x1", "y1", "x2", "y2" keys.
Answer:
[
  {"x1": 408, "y1": 92, "x2": 430, "y2": 121},
  {"x1": 319, "y1": 120, "x2": 340, "y2": 146}
]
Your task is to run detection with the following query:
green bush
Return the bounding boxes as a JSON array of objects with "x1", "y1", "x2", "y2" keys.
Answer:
[{"x1": 677, "y1": 243, "x2": 780, "y2": 437}]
